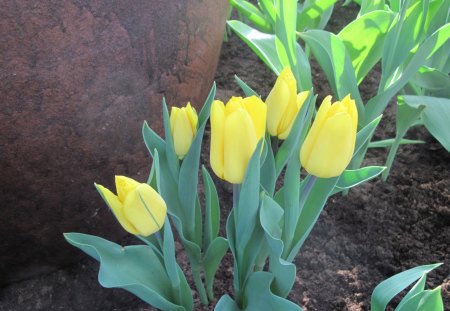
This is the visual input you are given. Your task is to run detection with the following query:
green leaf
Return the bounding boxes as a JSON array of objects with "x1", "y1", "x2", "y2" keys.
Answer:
[
  {"x1": 230, "y1": 0, "x2": 272, "y2": 32},
  {"x1": 281, "y1": 152, "x2": 301, "y2": 258},
  {"x1": 364, "y1": 20, "x2": 450, "y2": 125},
  {"x1": 235, "y1": 74, "x2": 260, "y2": 97},
  {"x1": 215, "y1": 295, "x2": 241, "y2": 311},
  {"x1": 201, "y1": 166, "x2": 221, "y2": 248},
  {"x1": 354, "y1": 115, "x2": 382, "y2": 156},
  {"x1": 368, "y1": 138, "x2": 425, "y2": 148},
  {"x1": 359, "y1": 0, "x2": 386, "y2": 15},
  {"x1": 260, "y1": 136, "x2": 277, "y2": 197},
  {"x1": 275, "y1": 0, "x2": 298, "y2": 74},
  {"x1": 412, "y1": 66, "x2": 450, "y2": 97},
  {"x1": 300, "y1": 30, "x2": 364, "y2": 120},
  {"x1": 402, "y1": 95, "x2": 450, "y2": 151},
  {"x1": 259, "y1": 0, "x2": 276, "y2": 27},
  {"x1": 64, "y1": 233, "x2": 189, "y2": 311},
  {"x1": 203, "y1": 237, "x2": 228, "y2": 300},
  {"x1": 216, "y1": 272, "x2": 302, "y2": 311},
  {"x1": 381, "y1": 1, "x2": 428, "y2": 87},
  {"x1": 396, "y1": 287, "x2": 443, "y2": 311},
  {"x1": 334, "y1": 166, "x2": 385, "y2": 191},
  {"x1": 297, "y1": 0, "x2": 338, "y2": 31},
  {"x1": 177, "y1": 122, "x2": 206, "y2": 242},
  {"x1": 338, "y1": 10, "x2": 395, "y2": 84},
  {"x1": 381, "y1": 96, "x2": 425, "y2": 180},
  {"x1": 275, "y1": 92, "x2": 315, "y2": 176},
  {"x1": 243, "y1": 272, "x2": 303, "y2": 311},
  {"x1": 371, "y1": 263, "x2": 442, "y2": 311},
  {"x1": 162, "y1": 97, "x2": 180, "y2": 180},
  {"x1": 228, "y1": 20, "x2": 284, "y2": 75},
  {"x1": 235, "y1": 142, "x2": 262, "y2": 252},
  {"x1": 288, "y1": 176, "x2": 339, "y2": 261},
  {"x1": 395, "y1": 274, "x2": 426, "y2": 310},
  {"x1": 198, "y1": 82, "x2": 216, "y2": 126},
  {"x1": 227, "y1": 20, "x2": 312, "y2": 90},
  {"x1": 142, "y1": 121, "x2": 166, "y2": 157},
  {"x1": 260, "y1": 195, "x2": 296, "y2": 298}
]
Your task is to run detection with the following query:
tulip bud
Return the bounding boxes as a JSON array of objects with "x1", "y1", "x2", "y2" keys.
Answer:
[
  {"x1": 210, "y1": 96, "x2": 267, "y2": 184},
  {"x1": 170, "y1": 102, "x2": 198, "y2": 159},
  {"x1": 95, "y1": 176, "x2": 167, "y2": 236},
  {"x1": 266, "y1": 67, "x2": 310, "y2": 139},
  {"x1": 300, "y1": 95, "x2": 358, "y2": 178}
]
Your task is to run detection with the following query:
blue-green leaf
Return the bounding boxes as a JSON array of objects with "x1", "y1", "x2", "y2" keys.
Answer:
[
  {"x1": 402, "y1": 95, "x2": 450, "y2": 151},
  {"x1": 230, "y1": 0, "x2": 272, "y2": 32},
  {"x1": 177, "y1": 122, "x2": 206, "y2": 243},
  {"x1": 334, "y1": 166, "x2": 385, "y2": 191},
  {"x1": 364, "y1": 23, "x2": 450, "y2": 125},
  {"x1": 235, "y1": 75, "x2": 260, "y2": 97},
  {"x1": 202, "y1": 166, "x2": 221, "y2": 248},
  {"x1": 64, "y1": 233, "x2": 189, "y2": 311},
  {"x1": 300, "y1": 30, "x2": 364, "y2": 120},
  {"x1": 142, "y1": 121, "x2": 165, "y2": 157},
  {"x1": 203, "y1": 237, "x2": 228, "y2": 300},
  {"x1": 198, "y1": 82, "x2": 216, "y2": 126},
  {"x1": 275, "y1": 92, "x2": 315, "y2": 176},
  {"x1": 260, "y1": 194, "x2": 296, "y2": 298},
  {"x1": 371, "y1": 263, "x2": 442, "y2": 311},
  {"x1": 338, "y1": 10, "x2": 395, "y2": 84}
]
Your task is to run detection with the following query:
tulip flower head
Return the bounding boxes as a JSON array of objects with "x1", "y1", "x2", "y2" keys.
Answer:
[
  {"x1": 170, "y1": 102, "x2": 198, "y2": 159},
  {"x1": 210, "y1": 96, "x2": 267, "y2": 184},
  {"x1": 266, "y1": 67, "x2": 310, "y2": 139},
  {"x1": 95, "y1": 176, "x2": 167, "y2": 236},
  {"x1": 300, "y1": 94, "x2": 358, "y2": 178}
]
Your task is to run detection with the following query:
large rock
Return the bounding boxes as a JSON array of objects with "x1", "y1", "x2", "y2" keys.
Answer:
[{"x1": 0, "y1": 0, "x2": 228, "y2": 284}]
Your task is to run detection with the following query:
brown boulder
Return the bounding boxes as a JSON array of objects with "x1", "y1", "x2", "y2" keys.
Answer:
[{"x1": 0, "y1": 0, "x2": 228, "y2": 284}]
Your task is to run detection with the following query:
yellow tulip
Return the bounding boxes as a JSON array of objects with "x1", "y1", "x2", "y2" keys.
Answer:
[
  {"x1": 266, "y1": 67, "x2": 310, "y2": 139},
  {"x1": 170, "y1": 102, "x2": 198, "y2": 159},
  {"x1": 300, "y1": 94, "x2": 358, "y2": 178},
  {"x1": 210, "y1": 96, "x2": 267, "y2": 184},
  {"x1": 95, "y1": 176, "x2": 167, "y2": 236}
]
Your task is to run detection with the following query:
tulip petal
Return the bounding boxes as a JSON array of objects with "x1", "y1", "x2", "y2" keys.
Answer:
[
  {"x1": 95, "y1": 183, "x2": 139, "y2": 235},
  {"x1": 173, "y1": 109, "x2": 194, "y2": 158},
  {"x1": 170, "y1": 107, "x2": 180, "y2": 135},
  {"x1": 224, "y1": 108, "x2": 258, "y2": 184},
  {"x1": 115, "y1": 176, "x2": 140, "y2": 203},
  {"x1": 242, "y1": 96, "x2": 267, "y2": 141},
  {"x1": 266, "y1": 78, "x2": 291, "y2": 137},
  {"x1": 123, "y1": 184, "x2": 167, "y2": 237},
  {"x1": 278, "y1": 91, "x2": 310, "y2": 139},
  {"x1": 210, "y1": 100, "x2": 226, "y2": 179},
  {"x1": 300, "y1": 95, "x2": 332, "y2": 160},
  {"x1": 302, "y1": 112, "x2": 355, "y2": 178},
  {"x1": 185, "y1": 102, "x2": 198, "y2": 132},
  {"x1": 342, "y1": 94, "x2": 358, "y2": 131}
]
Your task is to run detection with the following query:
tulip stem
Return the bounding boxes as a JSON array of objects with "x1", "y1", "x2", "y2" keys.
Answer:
[
  {"x1": 232, "y1": 183, "x2": 245, "y2": 306},
  {"x1": 283, "y1": 175, "x2": 317, "y2": 259},
  {"x1": 299, "y1": 175, "x2": 316, "y2": 212},
  {"x1": 271, "y1": 136, "x2": 279, "y2": 155},
  {"x1": 191, "y1": 262, "x2": 209, "y2": 305}
]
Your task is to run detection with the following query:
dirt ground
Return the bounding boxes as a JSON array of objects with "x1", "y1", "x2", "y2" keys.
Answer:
[{"x1": 1, "y1": 3, "x2": 449, "y2": 311}]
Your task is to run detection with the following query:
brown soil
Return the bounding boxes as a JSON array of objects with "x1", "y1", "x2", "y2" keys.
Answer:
[{"x1": 1, "y1": 3, "x2": 449, "y2": 311}]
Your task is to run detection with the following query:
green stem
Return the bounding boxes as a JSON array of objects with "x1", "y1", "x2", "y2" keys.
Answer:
[
  {"x1": 232, "y1": 184, "x2": 244, "y2": 307},
  {"x1": 382, "y1": 131, "x2": 406, "y2": 181},
  {"x1": 191, "y1": 262, "x2": 209, "y2": 305},
  {"x1": 283, "y1": 175, "x2": 317, "y2": 259}
]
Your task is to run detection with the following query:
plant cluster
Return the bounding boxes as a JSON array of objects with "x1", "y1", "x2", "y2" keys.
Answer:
[{"x1": 65, "y1": 0, "x2": 448, "y2": 310}]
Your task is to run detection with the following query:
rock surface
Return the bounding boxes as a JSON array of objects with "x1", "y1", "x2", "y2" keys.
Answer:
[{"x1": 0, "y1": 0, "x2": 228, "y2": 283}]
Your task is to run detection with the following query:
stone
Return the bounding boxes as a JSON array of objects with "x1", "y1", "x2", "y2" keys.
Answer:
[{"x1": 0, "y1": 0, "x2": 228, "y2": 284}]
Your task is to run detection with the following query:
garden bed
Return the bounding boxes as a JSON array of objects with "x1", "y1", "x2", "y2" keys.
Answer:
[{"x1": 1, "y1": 4, "x2": 449, "y2": 311}]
